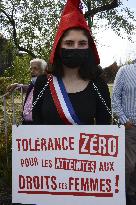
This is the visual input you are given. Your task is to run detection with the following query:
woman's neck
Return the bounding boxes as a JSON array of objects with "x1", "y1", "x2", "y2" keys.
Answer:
[
  {"x1": 63, "y1": 67, "x2": 80, "y2": 80},
  {"x1": 62, "y1": 66, "x2": 89, "y2": 93}
]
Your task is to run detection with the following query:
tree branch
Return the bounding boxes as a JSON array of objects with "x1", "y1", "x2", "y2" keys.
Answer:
[
  {"x1": 0, "y1": 8, "x2": 36, "y2": 58},
  {"x1": 85, "y1": 0, "x2": 119, "y2": 17}
]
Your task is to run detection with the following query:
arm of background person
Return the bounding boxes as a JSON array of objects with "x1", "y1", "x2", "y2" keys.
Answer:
[
  {"x1": 111, "y1": 67, "x2": 129, "y2": 125},
  {"x1": 6, "y1": 83, "x2": 29, "y2": 93}
]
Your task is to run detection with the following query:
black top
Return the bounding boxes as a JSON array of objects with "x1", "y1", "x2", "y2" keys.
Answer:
[{"x1": 32, "y1": 75, "x2": 111, "y2": 125}]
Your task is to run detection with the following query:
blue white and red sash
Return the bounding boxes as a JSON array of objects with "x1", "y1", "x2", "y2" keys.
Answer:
[{"x1": 48, "y1": 74, "x2": 82, "y2": 125}]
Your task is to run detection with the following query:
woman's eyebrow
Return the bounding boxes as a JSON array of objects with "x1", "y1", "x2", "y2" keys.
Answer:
[
  {"x1": 63, "y1": 40, "x2": 88, "y2": 42},
  {"x1": 63, "y1": 40, "x2": 74, "y2": 42},
  {"x1": 79, "y1": 40, "x2": 88, "y2": 43}
]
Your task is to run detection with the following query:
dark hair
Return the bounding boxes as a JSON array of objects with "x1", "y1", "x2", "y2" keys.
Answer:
[{"x1": 48, "y1": 27, "x2": 103, "y2": 80}]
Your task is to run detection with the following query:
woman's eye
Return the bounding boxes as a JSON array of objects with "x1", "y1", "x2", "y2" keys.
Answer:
[
  {"x1": 65, "y1": 42, "x2": 73, "y2": 46},
  {"x1": 79, "y1": 42, "x2": 87, "y2": 46}
]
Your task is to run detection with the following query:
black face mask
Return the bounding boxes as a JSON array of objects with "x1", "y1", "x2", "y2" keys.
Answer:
[{"x1": 60, "y1": 48, "x2": 92, "y2": 69}]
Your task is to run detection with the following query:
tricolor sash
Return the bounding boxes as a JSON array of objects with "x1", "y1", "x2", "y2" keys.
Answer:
[{"x1": 48, "y1": 74, "x2": 82, "y2": 125}]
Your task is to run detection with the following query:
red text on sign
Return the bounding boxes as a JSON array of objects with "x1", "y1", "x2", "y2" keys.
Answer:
[{"x1": 79, "y1": 133, "x2": 118, "y2": 157}]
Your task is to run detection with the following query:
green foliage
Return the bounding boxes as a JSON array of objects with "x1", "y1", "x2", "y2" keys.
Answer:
[
  {"x1": 0, "y1": 127, "x2": 12, "y2": 203},
  {"x1": 0, "y1": 0, "x2": 64, "y2": 59},
  {"x1": 83, "y1": 0, "x2": 136, "y2": 40},
  {"x1": 0, "y1": 129, "x2": 12, "y2": 186},
  {"x1": 12, "y1": 55, "x2": 31, "y2": 83},
  {"x1": 3, "y1": 55, "x2": 31, "y2": 84},
  {"x1": 0, "y1": 77, "x2": 12, "y2": 95},
  {"x1": 101, "y1": 8, "x2": 136, "y2": 40},
  {"x1": 0, "y1": 0, "x2": 135, "y2": 59},
  {"x1": 84, "y1": 0, "x2": 117, "y2": 8},
  {"x1": 0, "y1": 94, "x2": 23, "y2": 203},
  {"x1": 0, "y1": 35, "x2": 15, "y2": 72}
]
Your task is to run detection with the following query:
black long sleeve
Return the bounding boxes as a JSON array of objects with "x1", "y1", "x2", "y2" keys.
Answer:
[
  {"x1": 94, "y1": 78, "x2": 111, "y2": 125},
  {"x1": 32, "y1": 75, "x2": 111, "y2": 125},
  {"x1": 33, "y1": 75, "x2": 48, "y2": 124}
]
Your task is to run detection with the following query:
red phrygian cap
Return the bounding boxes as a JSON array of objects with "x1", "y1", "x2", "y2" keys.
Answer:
[{"x1": 50, "y1": 0, "x2": 100, "y2": 65}]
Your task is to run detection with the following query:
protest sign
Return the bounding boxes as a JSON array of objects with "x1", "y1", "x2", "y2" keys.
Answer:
[{"x1": 12, "y1": 125, "x2": 125, "y2": 205}]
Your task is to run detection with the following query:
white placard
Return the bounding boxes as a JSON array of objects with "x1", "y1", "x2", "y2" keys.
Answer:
[{"x1": 12, "y1": 125, "x2": 125, "y2": 205}]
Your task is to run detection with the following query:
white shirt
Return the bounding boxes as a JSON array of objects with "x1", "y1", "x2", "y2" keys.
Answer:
[{"x1": 112, "y1": 63, "x2": 136, "y2": 125}]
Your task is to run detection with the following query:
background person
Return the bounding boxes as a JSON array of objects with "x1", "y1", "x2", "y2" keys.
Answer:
[
  {"x1": 7, "y1": 58, "x2": 47, "y2": 124},
  {"x1": 112, "y1": 63, "x2": 136, "y2": 205}
]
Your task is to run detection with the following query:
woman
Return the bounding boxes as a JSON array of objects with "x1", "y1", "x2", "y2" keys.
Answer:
[{"x1": 32, "y1": 0, "x2": 111, "y2": 125}]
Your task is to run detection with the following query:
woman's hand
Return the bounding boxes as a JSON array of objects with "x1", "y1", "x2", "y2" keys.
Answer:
[
  {"x1": 6, "y1": 83, "x2": 23, "y2": 94},
  {"x1": 124, "y1": 121, "x2": 134, "y2": 129}
]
